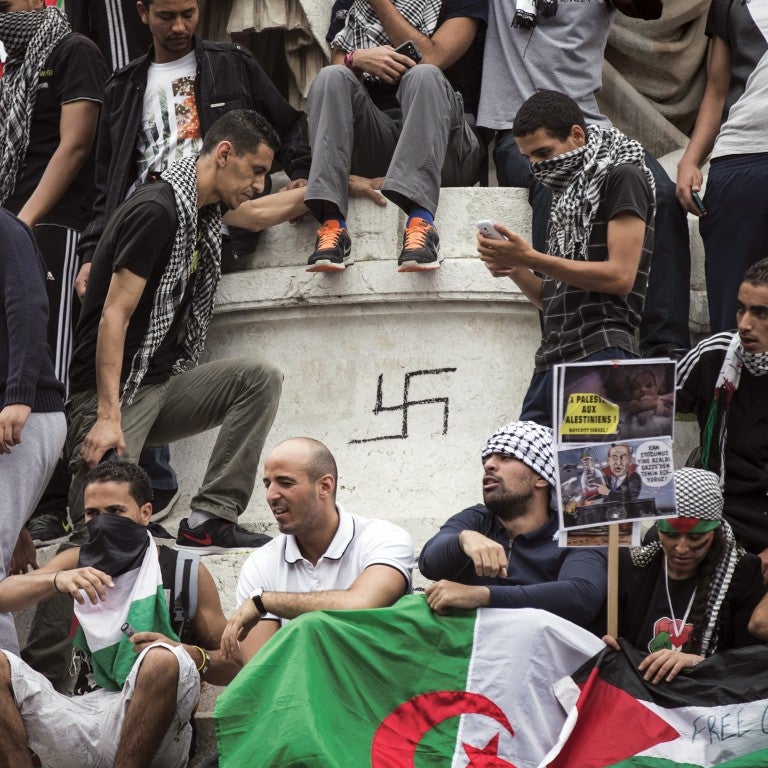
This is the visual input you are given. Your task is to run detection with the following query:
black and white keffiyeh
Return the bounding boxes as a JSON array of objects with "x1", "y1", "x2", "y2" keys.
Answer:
[
  {"x1": 511, "y1": 0, "x2": 558, "y2": 30},
  {"x1": 481, "y1": 420, "x2": 556, "y2": 487},
  {"x1": 531, "y1": 124, "x2": 656, "y2": 261},
  {"x1": 0, "y1": 7, "x2": 71, "y2": 205},
  {"x1": 331, "y1": 0, "x2": 441, "y2": 54},
  {"x1": 121, "y1": 156, "x2": 222, "y2": 405},
  {"x1": 629, "y1": 468, "x2": 740, "y2": 656}
]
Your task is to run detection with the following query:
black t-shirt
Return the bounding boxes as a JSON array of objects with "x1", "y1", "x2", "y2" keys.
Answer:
[
  {"x1": 68, "y1": 182, "x2": 197, "y2": 394},
  {"x1": 326, "y1": 0, "x2": 488, "y2": 113},
  {"x1": 4, "y1": 33, "x2": 107, "y2": 230},
  {"x1": 637, "y1": 569, "x2": 698, "y2": 654}
]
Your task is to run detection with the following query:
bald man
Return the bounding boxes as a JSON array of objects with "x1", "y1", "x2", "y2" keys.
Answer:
[{"x1": 220, "y1": 438, "x2": 414, "y2": 663}]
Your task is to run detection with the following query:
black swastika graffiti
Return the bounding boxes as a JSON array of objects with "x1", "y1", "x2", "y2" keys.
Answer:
[{"x1": 349, "y1": 368, "x2": 457, "y2": 444}]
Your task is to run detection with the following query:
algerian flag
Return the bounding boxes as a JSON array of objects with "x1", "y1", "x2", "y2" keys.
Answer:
[
  {"x1": 215, "y1": 595, "x2": 603, "y2": 767},
  {"x1": 543, "y1": 643, "x2": 768, "y2": 768},
  {"x1": 73, "y1": 535, "x2": 177, "y2": 691}
]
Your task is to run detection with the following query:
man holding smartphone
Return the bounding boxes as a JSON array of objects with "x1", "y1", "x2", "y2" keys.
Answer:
[{"x1": 301, "y1": 0, "x2": 487, "y2": 272}]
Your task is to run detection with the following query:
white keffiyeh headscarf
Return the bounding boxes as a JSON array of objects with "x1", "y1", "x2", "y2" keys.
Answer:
[{"x1": 482, "y1": 420, "x2": 556, "y2": 487}]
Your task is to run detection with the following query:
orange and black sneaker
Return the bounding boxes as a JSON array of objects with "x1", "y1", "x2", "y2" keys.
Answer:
[
  {"x1": 397, "y1": 217, "x2": 441, "y2": 272},
  {"x1": 307, "y1": 220, "x2": 353, "y2": 272}
]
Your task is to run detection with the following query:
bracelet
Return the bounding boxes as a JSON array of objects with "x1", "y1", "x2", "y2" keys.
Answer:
[
  {"x1": 53, "y1": 570, "x2": 64, "y2": 593},
  {"x1": 192, "y1": 645, "x2": 210, "y2": 677},
  {"x1": 344, "y1": 50, "x2": 355, "y2": 70}
]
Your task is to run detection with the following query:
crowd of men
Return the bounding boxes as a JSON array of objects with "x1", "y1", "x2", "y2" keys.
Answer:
[{"x1": 1, "y1": 0, "x2": 768, "y2": 764}]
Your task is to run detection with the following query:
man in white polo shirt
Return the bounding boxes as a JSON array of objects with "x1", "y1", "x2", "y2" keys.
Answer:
[{"x1": 220, "y1": 437, "x2": 414, "y2": 663}]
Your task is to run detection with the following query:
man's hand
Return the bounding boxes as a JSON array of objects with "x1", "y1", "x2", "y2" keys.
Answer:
[
  {"x1": 0, "y1": 404, "x2": 32, "y2": 454},
  {"x1": 602, "y1": 634, "x2": 621, "y2": 652},
  {"x1": 220, "y1": 599, "x2": 262, "y2": 658},
  {"x1": 56, "y1": 567, "x2": 115, "y2": 605},
  {"x1": 80, "y1": 416, "x2": 125, "y2": 468},
  {"x1": 638, "y1": 649, "x2": 703, "y2": 684},
  {"x1": 458, "y1": 530, "x2": 507, "y2": 577},
  {"x1": 129, "y1": 631, "x2": 179, "y2": 653},
  {"x1": 675, "y1": 161, "x2": 705, "y2": 217},
  {"x1": 11, "y1": 527, "x2": 37, "y2": 575},
  {"x1": 425, "y1": 580, "x2": 490, "y2": 614},
  {"x1": 758, "y1": 548, "x2": 768, "y2": 585},
  {"x1": 282, "y1": 178, "x2": 308, "y2": 191},
  {"x1": 75, "y1": 262, "x2": 91, "y2": 300},
  {"x1": 477, "y1": 224, "x2": 535, "y2": 275},
  {"x1": 349, "y1": 175, "x2": 387, "y2": 206},
  {"x1": 351, "y1": 46, "x2": 415, "y2": 83}
]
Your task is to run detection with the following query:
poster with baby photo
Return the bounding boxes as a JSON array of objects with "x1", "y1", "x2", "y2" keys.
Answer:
[
  {"x1": 552, "y1": 359, "x2": 677, "y2": 443},
  {"x1": 554, "y1": 437, "x2": 676, "y2": 540}
]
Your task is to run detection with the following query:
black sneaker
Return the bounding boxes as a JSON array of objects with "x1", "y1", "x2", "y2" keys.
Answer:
[
  {"x1": 150, "y1": 487, "x2": 180, "y2": 523},
  {"x1": 175, "y1": 517, "x2": 272, "y2": 554},
  {"x1": 397, "y1": 217, "x2": 442, "y2": 272},
  {"x1": 27, "y1": 512, "x2": 71, "y2": 548},
  {"x1": 306, "y1": 221, "x2": 353, "y2": 272}
]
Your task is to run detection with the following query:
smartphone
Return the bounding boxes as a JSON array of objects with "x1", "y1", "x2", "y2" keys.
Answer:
[
  {"x1": 394, "y1": 40, "x2": 422, "y2": 63},
  {"x1": 121, "y1": 622, "x2": 136, "y2": 638},
  {"x1": 691, "y1": 191, "x2": 707, "y2": 215},
  {"x1": 476, "y1": 220, "x2": 505, "y2": 240}
]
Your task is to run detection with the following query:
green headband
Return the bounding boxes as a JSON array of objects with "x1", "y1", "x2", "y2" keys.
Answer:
[{"x1": 657, "y1": 517, "x2": 721, "y2": 534}]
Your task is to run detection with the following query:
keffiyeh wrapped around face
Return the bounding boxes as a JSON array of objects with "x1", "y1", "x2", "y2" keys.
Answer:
[{"x1": 481, "y1": 420, "x2": 556, "y2": 487}]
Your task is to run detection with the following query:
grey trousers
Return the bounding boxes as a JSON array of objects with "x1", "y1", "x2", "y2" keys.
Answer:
[
  {"x1": 0, "y1": 412, "x2": 65, "y2": 655},
  {"x1": 304, "y1": 64, "x2": 485, "y2": 219},
  {"x1": 66, "y1": 356, "x2": 283, "y2": 529}
]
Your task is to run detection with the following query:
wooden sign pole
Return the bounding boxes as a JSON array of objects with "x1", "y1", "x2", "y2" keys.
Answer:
[{"x1": 607, "y1": 523, "x2": 620, "y2": 638}]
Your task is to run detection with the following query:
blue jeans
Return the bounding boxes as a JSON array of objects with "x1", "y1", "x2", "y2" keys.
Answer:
[
  {"x1": 700, "y1": 153, "x2": 768, "y2": 333},
  {"x1": 494, "y1": 132, "x2": 691, "y2": 355},
  {"x1": 519, "y1": 347, "x2": 638, "y2": 429}
]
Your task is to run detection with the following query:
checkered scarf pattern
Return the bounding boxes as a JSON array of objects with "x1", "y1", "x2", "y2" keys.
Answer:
[
  {"x1": 481, "y1": 420, "x2": 556, "y2": 487},
  {"x1": 511, "y1": 0, "x2": 558, "y2": 29},
  {"x1": 0, "y1": 8, "x2": 71, "y2": 205},
  {"x1": 121, "y1": 156, "x2": 222, "y2": 405},
  {"x1": 629, "y1": 468, "x2": 740, "y2": 656},
  {"x1": 331, "y1": 0, "x2": 441, "y2": 54},
  {"x1": 530, "y1": 124, "x2": 655, "y2": 261},
  {"x1": 701, "y1": 333, "x2": 768, "y2": 488}
]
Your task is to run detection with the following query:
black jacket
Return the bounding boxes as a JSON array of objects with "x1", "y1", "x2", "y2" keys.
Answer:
[{"x1": 78, "y1": 37, "x2": 311, "y2": 263}]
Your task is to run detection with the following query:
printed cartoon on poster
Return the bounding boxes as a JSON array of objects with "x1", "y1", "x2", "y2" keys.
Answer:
[{"x1": 554, "y1": 359, "x2": 676, "y2": 443}]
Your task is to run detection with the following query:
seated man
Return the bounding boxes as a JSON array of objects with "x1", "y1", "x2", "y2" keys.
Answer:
[
  {"x1": 419, "y1": 420, "x2": 606, "y2": 628},
  {"x1": 677, "y1": 258, "x2": 768, "y2": 573},
  {"x1": 302, "y1": 0, "x2": 487, "y2": 273},
  {"x1": 597, "y1": 443, "x2": 641, "y2": 504},
  {"x1": 477, "y1": 90, "x2": 655, "y2": 427},
  {"x1": 220, "y1": 437, "x2": 414, "y2": 662},
  {"x1": 0, "y1": 460, "x2": 238, "y2": 768}
]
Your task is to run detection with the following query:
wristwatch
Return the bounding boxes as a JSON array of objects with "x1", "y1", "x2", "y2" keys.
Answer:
[{"x1": 250, "y1": 587, "x2": 267, "y2": 616}]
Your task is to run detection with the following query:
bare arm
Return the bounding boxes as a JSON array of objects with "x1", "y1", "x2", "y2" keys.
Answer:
[
  {"x1": 676, "y1": 36, "x2": 731, "y2": 215},
  {"x1": 367, "y1": 0, "x2": 479, "y2": 69},
  {"x1": 221, "y1": 564, "x2": 408, "y2": 659},
  {"x1": 80, "y1": 269, "x2": 146, "y2": 468},
  {"x1": 477, "y1": 215, "x2": 645, "y2": 299},
  {"x1": 17, "y1": 101, "x2": 101, "y2": 228},
  {"x1": 0, "y1": 549, "x2": 115, "y2": 612},
  {"x1": 222, "y1": 187, "x2": 308, "y2": 231}
]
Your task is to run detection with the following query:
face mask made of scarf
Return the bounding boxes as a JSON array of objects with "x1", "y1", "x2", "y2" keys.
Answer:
[
  {"x1": 0, "y1": 10, "x2": 46, "y2": 60},
  {"x1": 530, "y1": 144, "x2": 587, "y2": 194},
  {"x1": 80, "y1": 513, "x2": 150, "y2": 578}
]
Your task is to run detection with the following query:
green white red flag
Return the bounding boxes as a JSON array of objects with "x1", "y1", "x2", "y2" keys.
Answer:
[{"x1": 215, "y1": 596, "x2": 768, "y2": 767}]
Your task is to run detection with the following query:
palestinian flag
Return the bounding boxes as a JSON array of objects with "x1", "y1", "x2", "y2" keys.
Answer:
[
  {"x1": 72, "y1": 535, "x2": 177, "y2": 691},
  {"x1": 543, "y1": 642, "x2": 768, "y2": 767},
  {"x1": 215, "y1": 595, "x2": 604, "y2": 767}
]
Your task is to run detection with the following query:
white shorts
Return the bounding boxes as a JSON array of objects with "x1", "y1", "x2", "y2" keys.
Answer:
[{"x1": 4, "y1": 642, "x2": 200, "y2": 768}]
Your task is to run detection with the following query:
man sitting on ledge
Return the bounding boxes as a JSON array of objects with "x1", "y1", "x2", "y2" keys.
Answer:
[
  {"x1": 420, "y1": 420, "x2": 606, "y2": 628},
  {"x1": 0, "y1": 461, "x2": 238, "y2": 768}
]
